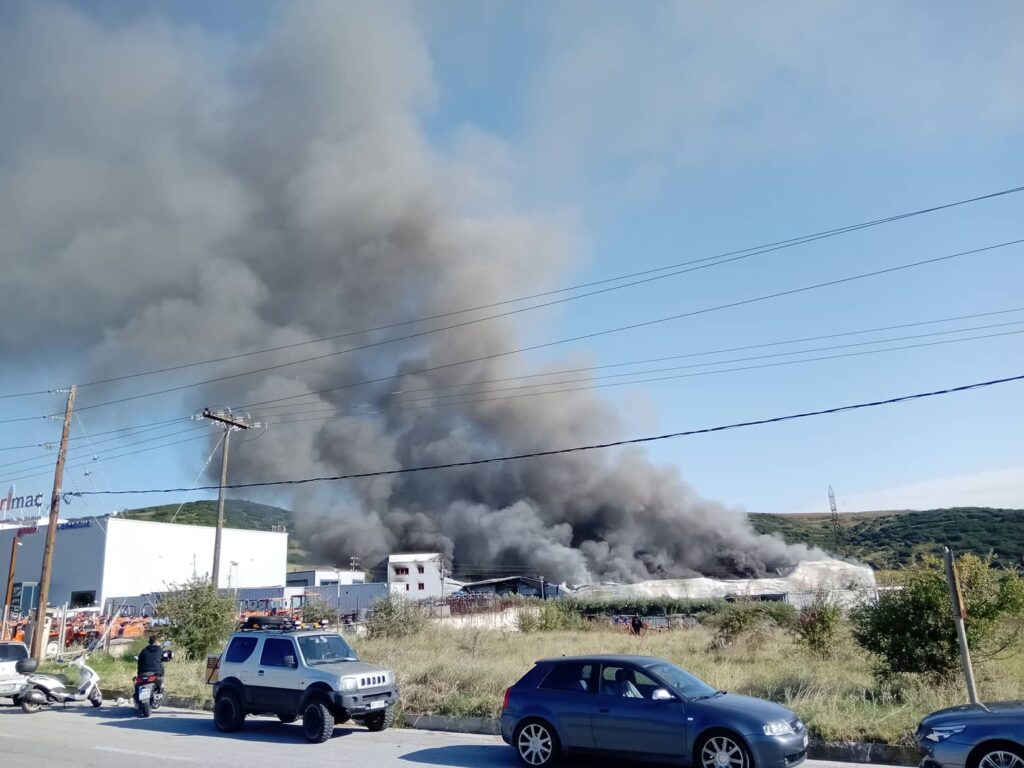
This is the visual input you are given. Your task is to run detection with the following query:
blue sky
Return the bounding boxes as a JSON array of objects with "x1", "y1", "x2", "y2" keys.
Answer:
[{"x1": 1, "y1": 1, "x2": 1022, "y2": 521}]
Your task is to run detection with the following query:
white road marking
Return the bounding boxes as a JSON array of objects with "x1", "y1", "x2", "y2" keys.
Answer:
[{"x1": 92, "y1": 746, "x2": 197, "y2": 763}]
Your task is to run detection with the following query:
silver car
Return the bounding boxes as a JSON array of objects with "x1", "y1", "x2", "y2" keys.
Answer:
[
  {"x1": 0, "y1": 642, "x2": 30, "y2": 704},
  {"x1": 917, "y1": 701, "x2": 1024, "y2": 768},
  {"x1": 500, "y1": 654, "x2": 808, "y2": 767}
]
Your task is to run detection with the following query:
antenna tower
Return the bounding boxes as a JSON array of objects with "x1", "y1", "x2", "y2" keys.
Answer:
[{"x1": 828, "y1": 484, "x2": 841, "y2": 555}]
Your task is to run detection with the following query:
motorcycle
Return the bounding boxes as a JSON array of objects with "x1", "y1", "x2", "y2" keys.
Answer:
[
  {"x1": 133, "y1": 647, "x2": 172, "y2": 718},
  {"x1": 16, "y1": 654, "x2": 102, "y2": 713}
]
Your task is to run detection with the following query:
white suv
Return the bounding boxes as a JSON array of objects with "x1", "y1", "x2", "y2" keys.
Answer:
[
  {"x1": 0, "y1": 642, "x2": 30, "y2": 704},
  {"x1": 211, "y1": 628, "x2": 399, "y2": 743}
]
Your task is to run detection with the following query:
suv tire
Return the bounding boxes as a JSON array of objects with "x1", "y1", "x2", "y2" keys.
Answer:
[
  {"x1": 214, "y1": 689, "x2": 245, "y2": 732},
  {"x1": 302, "y1": 701, "x2": 335, "y2": 743},
  {"x1": 364, "y1": 706, "x2": 395, "y2": 732}
]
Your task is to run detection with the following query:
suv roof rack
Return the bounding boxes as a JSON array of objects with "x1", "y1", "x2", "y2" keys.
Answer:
[{"x1": 238, "y1": 616, "x2": 331, "y2": 632}]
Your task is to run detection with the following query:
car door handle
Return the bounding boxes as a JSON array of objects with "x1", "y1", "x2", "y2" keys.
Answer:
[
  {"x1": 257, "y1": 670, "x2": 264, "y2": 676},
  {"x1": 598, "y1": 707, "x2": 610, "y2": 713}
]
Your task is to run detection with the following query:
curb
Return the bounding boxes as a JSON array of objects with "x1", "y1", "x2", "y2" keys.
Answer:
[{"x1": 100, "y1": 690, "x2": 919, "y2": 766}]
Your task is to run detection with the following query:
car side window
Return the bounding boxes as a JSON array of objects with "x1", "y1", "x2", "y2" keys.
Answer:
[
  {"x1": 224, "y1": 636, "x2": 258, "y2": 664},
  {"x1": 259, "y1": 637, "x2": 297, "y2": 667},
  {"x1": 599, "y1": 665, "x2": 648, "y2": 699},
  {"x1": 539, "y1": 662, "x2": 594, "y2": 693}
]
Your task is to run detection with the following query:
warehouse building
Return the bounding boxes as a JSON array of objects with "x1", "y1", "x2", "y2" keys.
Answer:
[{"x1": 1, "y1": 515, "x2": 287, "y2": 615}]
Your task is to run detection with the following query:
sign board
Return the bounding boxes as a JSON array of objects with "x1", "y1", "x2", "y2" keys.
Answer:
[{"x1": 0, "y1": 486, "x2": 72, "y2": 513}]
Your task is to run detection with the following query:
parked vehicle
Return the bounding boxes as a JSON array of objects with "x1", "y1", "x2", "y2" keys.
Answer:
[
  {"x1": 0, "y1": 642, "x2": 30, "y2": 705},
  {"x1": 917, "y1": 701, "x2": 1024, "y2": 768},
  {"x1": 133, "y1": 647, "x2": 173, "y2": 718},
  {"x1": 500, "y1": 654, "x2": 808, "y2": 767},
  {"x1": 209, "y1": 622, "x2": 398, "y2": 743},
  {"x1": 17, "y1": 653, "x2": 102, "y2": 712}
]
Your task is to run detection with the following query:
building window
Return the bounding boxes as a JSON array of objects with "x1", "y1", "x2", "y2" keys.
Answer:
[
  {"x1": 417, "y1": 565, "x2": 425, "y2": 574},
  {"x1": 405, "y1": 584, "x2": 410, "y2": 591},
  {"x1": 418, "y1": 583, "x2": 425, "y2": 591},
  {"x1": 394, "y1": 567, "x2": 409, "y2": 576}
]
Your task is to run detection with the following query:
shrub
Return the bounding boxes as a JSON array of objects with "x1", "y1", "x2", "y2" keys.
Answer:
[
  {"x1": 301, "y1": 596, "x2": 339, "y2": 626},
  {"x1": 851, "y1": 553, "x2": 1024, "y2": 679},
  {"x1": 792, "y1": 591, "x2": 844, "y2": 658},
  {"x1": 515, "y1": 608, "x2": 539, "y2": 633},
  {"x1": 365, "y1": 595, "x2": 426, "y2": 640},
  {"x1": 703, "y1": 601, "x2": 792, "y2": 647},
  {"x1": 156, "y1": 576, "x2": 238, "y2": 660}
]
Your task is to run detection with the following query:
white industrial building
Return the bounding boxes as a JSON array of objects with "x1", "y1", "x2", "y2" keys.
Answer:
[
  {"x1": 1, "y1": 515, "x2": 287, "y2": 614},
  {"x1": 572, "y1": 559, "x2": 876, "y2": 608},
  {"x1": 387, "y1": 553, "x2": 447, "y2": 598}
]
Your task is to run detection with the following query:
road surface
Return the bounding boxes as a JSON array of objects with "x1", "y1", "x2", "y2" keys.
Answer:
[{"x1": 0, "y1": 702, "x2": 904, "y2": 768}]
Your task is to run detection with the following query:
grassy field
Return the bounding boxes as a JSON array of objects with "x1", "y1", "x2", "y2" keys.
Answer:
[{"x1": 64, "y1": 624, "x2": 1024, "y2": 746}]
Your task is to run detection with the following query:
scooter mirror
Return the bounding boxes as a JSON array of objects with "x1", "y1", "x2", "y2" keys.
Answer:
[
  {"x1": 161, "y1": 650, "x2": 173, "y2": 662},
  {"x1": 16, "y1": 658, "x2": 38, "y2": 675}
]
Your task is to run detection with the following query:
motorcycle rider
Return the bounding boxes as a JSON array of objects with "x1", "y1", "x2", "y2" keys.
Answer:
[{"x1": 136, "y1": 635, "x2": 164, "y2": 694}]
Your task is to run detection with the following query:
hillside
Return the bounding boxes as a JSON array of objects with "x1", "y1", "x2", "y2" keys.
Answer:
[
  {"x1": 750, "y1": 506, "x2": 1024, "y2": 568},
  {"x1": 121, "y1": 499, "x2": 310, "y2": 564}
]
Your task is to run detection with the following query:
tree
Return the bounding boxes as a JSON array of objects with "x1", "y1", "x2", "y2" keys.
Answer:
[
  {"x1": 301, "y1": 596, "x2": 339, "y2": 626},
  {"x1": 156, "y1": 576, "x2": 238, "y2": 660},
  {"x1": 851, "y1": 553, "x2": 1024, "y2": 679}
]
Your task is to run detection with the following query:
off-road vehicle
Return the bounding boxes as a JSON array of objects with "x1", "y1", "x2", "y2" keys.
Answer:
[{"x1": 209, "y1": 622, "x2": 398, "y2": 743}]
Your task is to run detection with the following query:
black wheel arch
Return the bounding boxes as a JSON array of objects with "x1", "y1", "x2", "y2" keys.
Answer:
[
  {"x1": 514, "y1": 716, "x2": 565, "y2": 758},
  {"x1": 967, "y1": 739, "x2": 1024, "y2": 768},
  {"x1": 693, "y1": 727, "x2": 755, "y2": 768}
]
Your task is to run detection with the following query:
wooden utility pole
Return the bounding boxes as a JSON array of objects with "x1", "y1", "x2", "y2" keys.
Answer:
[
  {"x1": 201, "y1": 408, "x2": 251, "y2": 589},
  {"x1": 943, "y1": 547, "x2": 980, "y2": 705},
  {"x1": 2, "y1": 534, "x2": 22, "y2": 640},
  {"x1": 30, "y1": 385, "x2": 76, "y2": 660}
]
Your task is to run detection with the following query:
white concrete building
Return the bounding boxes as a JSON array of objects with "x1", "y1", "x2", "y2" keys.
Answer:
[
  {"x1": 387, "y1": 553, "x2": 445, "y2": 598},
  {"x1": 1, "y1": 515, "x2": 287, "y2": 614},
  {"x1": 286, "y1": 569, "x2": 365, "y2": 588}
]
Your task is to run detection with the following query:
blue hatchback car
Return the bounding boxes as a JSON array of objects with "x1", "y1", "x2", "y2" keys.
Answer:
[{"x1": 500, "y1": 654, "x2": 808, "y2": 767}]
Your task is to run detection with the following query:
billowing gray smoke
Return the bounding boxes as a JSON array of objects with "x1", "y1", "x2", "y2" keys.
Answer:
[{"x1": 0, "y1": 1, "x2": 820, "y2": 583}]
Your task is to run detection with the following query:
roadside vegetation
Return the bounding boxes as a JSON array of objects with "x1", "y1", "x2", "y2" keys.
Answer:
[{"x1": 56, "y1": 554, "x2": 1024, "y2": 747}]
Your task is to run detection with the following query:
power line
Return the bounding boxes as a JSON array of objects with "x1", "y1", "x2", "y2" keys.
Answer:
[
  {"x1": 231, "y1": 237, "x2": 1024, "y2": 411},
  {"x1": 3, "y1": 182, "x2": 1019, "y2": 402},
  {"x1": 256, "y1": 328, "x2": 1024, "y2": 424},
  {"x1": 66, "y1": 373, "x2": 1024, "y2": 496}
]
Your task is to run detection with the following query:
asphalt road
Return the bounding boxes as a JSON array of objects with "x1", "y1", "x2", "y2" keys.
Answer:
[{"x1": 0, "y1": 701, "x2": 902, "y2": 768}]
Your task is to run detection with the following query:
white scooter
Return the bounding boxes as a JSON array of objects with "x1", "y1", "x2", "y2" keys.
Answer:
[{"x1": 16, "y1": 654, "x2": 102, "y2": 712}]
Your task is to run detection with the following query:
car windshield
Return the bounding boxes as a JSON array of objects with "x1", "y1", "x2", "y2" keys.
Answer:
[
  {"x1": 297, "y1": 634, "x2": 358, "y2": 665},
  {"x1": 0, "y1": 644, "x2": 28, "y2": 662},
  {"x1": 646, "y1": 662, "x2": 719, "y2": 699}
]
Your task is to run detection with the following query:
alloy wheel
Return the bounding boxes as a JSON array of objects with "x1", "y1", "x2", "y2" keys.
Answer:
[
  {"x1": 701, "y1": 735, "x2": 747, "y2": 768},
  {"x1": 980, "y1": 751, "x2": 1024, "y2": 768},
  {"x1": 517, "y1": 723, "x2": 554, "y2": 766}
]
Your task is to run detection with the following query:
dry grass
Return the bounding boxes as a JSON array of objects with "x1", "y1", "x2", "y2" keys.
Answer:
[{"x1": 64, "y1": 624, "x2": 1024, "y2": 746}]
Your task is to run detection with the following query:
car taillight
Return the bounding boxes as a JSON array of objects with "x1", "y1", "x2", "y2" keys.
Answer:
[{"x1": 502, "y1": 687, "x2": 511, "y2": 710}]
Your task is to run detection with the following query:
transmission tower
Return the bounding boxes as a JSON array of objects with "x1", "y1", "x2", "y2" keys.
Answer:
[{"x1": 828, "y1": 484, "x2": 842, "y2": 555}]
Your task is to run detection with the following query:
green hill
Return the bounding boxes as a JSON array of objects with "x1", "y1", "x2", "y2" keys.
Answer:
[
  {"x1": 121, "y1": 499, "x2": 310, "y2": 564},
  {"x1": 750, "y1": 507, "x2": 1024, "y2": 568}
]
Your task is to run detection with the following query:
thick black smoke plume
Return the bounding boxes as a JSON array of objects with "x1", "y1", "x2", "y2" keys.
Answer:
[{"x1": 0, "y1": 2, "x2": 820, "y2": 583}]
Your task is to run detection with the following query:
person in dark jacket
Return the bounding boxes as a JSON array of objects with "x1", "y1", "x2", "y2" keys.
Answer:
[{"x1": 137, "y1": 635, "x2": 165, "y2": 690}]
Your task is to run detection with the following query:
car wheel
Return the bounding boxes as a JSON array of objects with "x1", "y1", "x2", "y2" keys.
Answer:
[
  {"x1": 363, "y1": 706, "x2": 395, "y2": 732},
  {"x1": 277, "y1": 713, "x2": 297, "y2": 724},
  {"x1": 976, "y1": 746, "x2": 1024, "y2": 768},
  {"x1": 302, "y1": 701, "x2": 335, "y2": 743},
  {"x1": 515, "y1": 720, "x2": 561, "y2": 766},
  {"x1": 213, "y1": 689, "x2": 245, "y2": 732},
  {"x1": 699, "y1": 733, "x2": 752, "y2": 768}
]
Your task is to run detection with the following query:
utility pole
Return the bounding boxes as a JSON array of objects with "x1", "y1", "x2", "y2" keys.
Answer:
[
  {"x1": 31, "y1": 385, "x2": 76, "y2": 661},
  {"x1": 201, "y1": 408, "x2": 253, "y2": 589},
  {"x1": 2, "y1": 535, "x2": 23, "y2": 640},
  {"x1": 943, "y1": 547, "x2": 980, "y2": 705}
]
